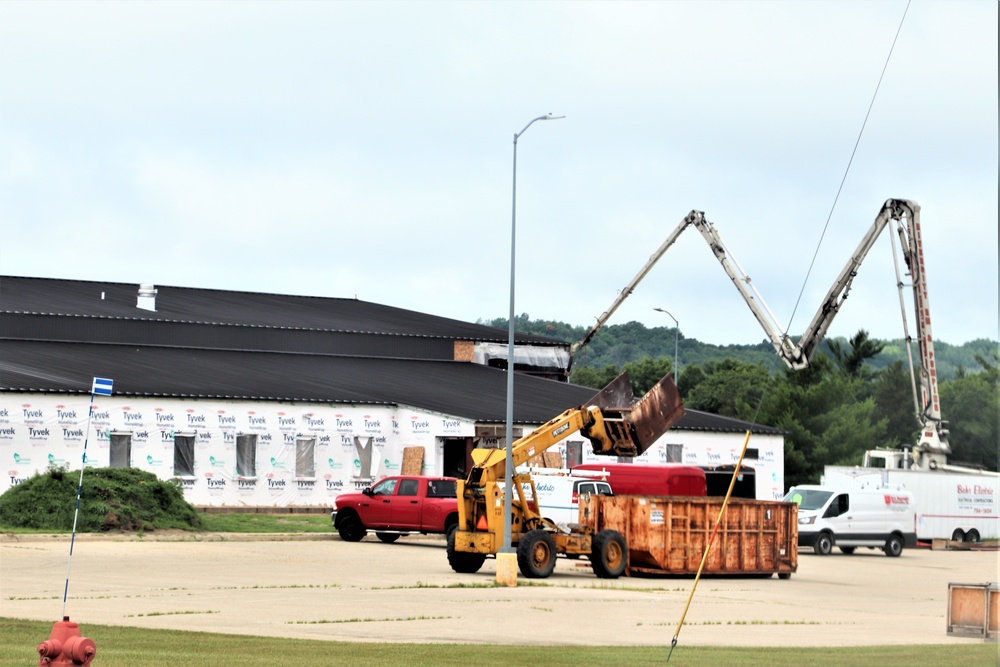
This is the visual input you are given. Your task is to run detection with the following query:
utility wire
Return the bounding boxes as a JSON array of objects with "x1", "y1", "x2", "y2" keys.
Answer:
[
  {"x1": 786, "y1": 0, "x2": 911, "y2": 333},
  {"x1": 667, "y1": 2, "x2": 911, "y2": 660},
  {"x1": 751, "y1": 0, "x2": 911, "y2": 427}
]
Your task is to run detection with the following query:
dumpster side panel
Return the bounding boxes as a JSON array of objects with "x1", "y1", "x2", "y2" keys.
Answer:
[{"x1": 578, "y1": 495, "x2": 797, "y2": 577}]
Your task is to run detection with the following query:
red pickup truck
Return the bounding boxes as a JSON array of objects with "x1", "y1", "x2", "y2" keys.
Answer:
[{"x1": 331, "y1": 475, "x2": 459, "y2": 543}]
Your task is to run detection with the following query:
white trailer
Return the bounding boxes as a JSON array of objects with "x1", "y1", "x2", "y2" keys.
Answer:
[{"x1": 822, "y1": 465, "x2": 999, "y2": 542}]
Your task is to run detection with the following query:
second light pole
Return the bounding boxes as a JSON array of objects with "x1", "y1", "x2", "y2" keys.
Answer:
[
  {"x1": 500, "y1": 113, "x2": 564, "y2": 586},
  {"x1": 654, "y1": 307, "x2": 680, "y2": 380}
]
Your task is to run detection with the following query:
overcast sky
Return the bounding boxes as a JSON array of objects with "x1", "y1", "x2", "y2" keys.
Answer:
[{"x1": 2, "y1": 1, "x2": 996, "y2": 346}]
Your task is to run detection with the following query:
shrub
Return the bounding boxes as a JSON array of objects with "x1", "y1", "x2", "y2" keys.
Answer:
[{"x1": 0, "y1": 466, "x2": 202, "y2": 532}]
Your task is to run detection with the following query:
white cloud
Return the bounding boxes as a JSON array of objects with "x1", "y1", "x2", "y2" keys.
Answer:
[{"x1": 1, "y1": 0, "x2": 995, "y2": 346}]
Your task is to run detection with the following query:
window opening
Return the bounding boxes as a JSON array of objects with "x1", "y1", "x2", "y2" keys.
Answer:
[
  {"x1": 237, "y1": 433, "x2": 258, "y2": 477},
  {"x1": 109, "y1": 432, "x2": 132, "y2": 468},
  {"x1": 173, "y1": 433, "x2": 195, "y2": 477},
  {"x1": 295, "y1": 436, "x2": 316, "y2": 478},
  {"x1": 664, "y1": 443, "x2": 683, "y2": 463}
]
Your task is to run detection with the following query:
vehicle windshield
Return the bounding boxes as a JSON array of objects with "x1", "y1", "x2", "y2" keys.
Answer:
[{"x1": 783, "y1": 488, "x2": 832, "y2": 511}]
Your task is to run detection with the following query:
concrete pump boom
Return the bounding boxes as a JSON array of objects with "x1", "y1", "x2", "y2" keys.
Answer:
[{"x1": 572, "y1": 199, "x2": 947, "y2": 466}]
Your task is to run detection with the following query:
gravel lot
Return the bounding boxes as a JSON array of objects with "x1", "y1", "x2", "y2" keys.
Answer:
[{"x1": 1, "y1": 532, "x2": 997, "y2": 649}]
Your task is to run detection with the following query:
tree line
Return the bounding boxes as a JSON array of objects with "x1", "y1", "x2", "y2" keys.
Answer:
[{"x1": 484, "y1": 316, "x2": 999, "y2": 487}]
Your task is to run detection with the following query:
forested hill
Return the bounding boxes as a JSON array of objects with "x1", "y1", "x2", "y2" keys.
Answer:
[
  {"x1": 482, "y1": 315, "x2": 997, "y2": 382},
  {"x1": 482, "y1": 316, "x2": 999, "y2": 482}
]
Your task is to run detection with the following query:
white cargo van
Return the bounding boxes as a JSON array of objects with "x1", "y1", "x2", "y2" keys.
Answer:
[
  {"x1": 784, "y1": 484, "x2": 917, "y2": 557},
  {"x1": 823, "y1": 465, "x2": 999, "y2": 542}
]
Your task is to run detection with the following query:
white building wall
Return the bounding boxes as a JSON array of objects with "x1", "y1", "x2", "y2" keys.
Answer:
[{"x1": 0, "y1": 394, "x2": 471, "y2": 507}]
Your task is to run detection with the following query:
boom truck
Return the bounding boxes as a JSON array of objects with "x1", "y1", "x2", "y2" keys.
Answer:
[
  {"x1": 580, "y1": 198, "x2": 995, "y2": 541},
  {"x1": 447, "y1": 371, "x2": 686, "y2": 578}
]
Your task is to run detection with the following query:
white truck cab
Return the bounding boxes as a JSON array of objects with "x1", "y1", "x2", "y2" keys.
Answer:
[{"x1": 785, "y1": 484, "x2": 917, "y2": 557}]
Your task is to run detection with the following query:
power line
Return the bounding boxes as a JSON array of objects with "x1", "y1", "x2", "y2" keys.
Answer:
[
  {"x1": 786, "y1": 0, "x2": 912, "y2": 335},
  {"x1": 748, "y1": 1, "x2": 912, "y2": 427}
]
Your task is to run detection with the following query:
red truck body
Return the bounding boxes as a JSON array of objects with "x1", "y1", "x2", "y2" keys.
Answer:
[
  {"x1": 331, "y1": 475, "x2": 459, "y2": 542},
  {"x1": 571, "y1": 463, "x2": 707, "y2": 497}
]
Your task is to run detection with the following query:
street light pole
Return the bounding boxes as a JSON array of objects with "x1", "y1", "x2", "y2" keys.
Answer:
[
  {"x1": 500, "y1": 113, "x2": 564, "y2": 586},
  {"x1": 653, "y1": 307, "x2": 680, "y2": 380}
]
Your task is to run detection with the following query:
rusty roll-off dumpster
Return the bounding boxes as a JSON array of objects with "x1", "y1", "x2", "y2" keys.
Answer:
[{"x1": 579, "y1": 495, "x2": 798, "y2": 578}]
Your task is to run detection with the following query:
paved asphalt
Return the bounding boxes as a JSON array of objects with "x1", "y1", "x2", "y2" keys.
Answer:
[{"x1": 1, "y1": 532, "x2": 997, "y2": 648}]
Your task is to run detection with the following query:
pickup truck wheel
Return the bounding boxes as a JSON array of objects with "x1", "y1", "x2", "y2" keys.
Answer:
[
  {"x1": 814, "y1": 532, "x2": 833, "y2": 555},
  {"x1": 963, "y1": 529, "x2": 980, "y2": 543},
  {"x1": 336, "y1": 512, "x2": 367, "y2": 542},
  {"x1": 517, "y1": 529, "x2": 557, "y2": 579},
  {"x1": 447, "y1": 530, "x2": 486, "y2": 574},
  {"x1": 376, "y1": 532, "x2": 402, "y2": 543},
  {"x1": 839, "y1": 547, "x2": 856, "y2": 555},
  {"x1": 591, "y1": 529, "x2": 627, "y2": 579},
  {"x1": 883, "y1": 534, "x2": 904, "y2": 557}
]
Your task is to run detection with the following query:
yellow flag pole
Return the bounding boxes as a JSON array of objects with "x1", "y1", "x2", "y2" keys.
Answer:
[{"x1": 667, "y1": 429, "x2": 752, "y2": 661}]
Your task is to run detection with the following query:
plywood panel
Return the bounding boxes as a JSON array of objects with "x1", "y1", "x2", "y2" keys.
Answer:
[
  {"x1": 400, "y1": 447, "x2": 425, "y2": 476},
  {"x1": 947, "y1": 583, "x2": 998, "y2": 639}
]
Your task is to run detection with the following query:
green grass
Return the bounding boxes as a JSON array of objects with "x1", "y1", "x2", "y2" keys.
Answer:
[
  {"x1": 3, "y1": 618, "x2": 995, "y2": 666},
  {"x1": 0, "y1": 510, "x2": 333, "y2": 535},
  {"x1": 196, "y1": 512, "x2": 332, "y2": 533},
  {"x1": 0, "y1": 512, "x2": 333, "y2": 534}
]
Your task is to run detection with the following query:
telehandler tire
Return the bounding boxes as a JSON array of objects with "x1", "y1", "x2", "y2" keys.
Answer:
[
  {"x1": 590, "y1": 529, "x2": 627, "y2": 579},
  {"x1": 446, "y1": 530, "x2": 487, "y2": 574},
  {"x1": 517, "y1": 529, "x2": 557, "y2": 578}
]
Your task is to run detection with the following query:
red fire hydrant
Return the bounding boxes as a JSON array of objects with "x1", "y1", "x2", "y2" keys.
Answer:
[{"x1": 37, "y1": 617, "x2": 96, "y2": 666}]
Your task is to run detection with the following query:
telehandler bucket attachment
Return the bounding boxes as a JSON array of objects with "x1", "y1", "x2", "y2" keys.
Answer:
[{"x1": 586, "y1": 371, "x2": 684, "y2": 457}]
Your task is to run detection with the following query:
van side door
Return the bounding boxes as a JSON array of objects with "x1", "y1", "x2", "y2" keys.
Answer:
[{"x1": 822, "y1": 493, "x2": 851, "y2": 535}]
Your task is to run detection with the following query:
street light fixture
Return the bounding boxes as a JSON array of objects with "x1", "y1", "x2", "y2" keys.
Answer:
[
  {"x1": 653, "y1": 307, "x2": 680, "y2": 381},
  {"x1": 500, "y1": 113, "x2": 564, "y2": 585}
]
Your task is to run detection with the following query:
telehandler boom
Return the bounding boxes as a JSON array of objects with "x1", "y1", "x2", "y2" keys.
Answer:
[{"x1": 448, "y1": 371, "x2": 684, "y2": 578}]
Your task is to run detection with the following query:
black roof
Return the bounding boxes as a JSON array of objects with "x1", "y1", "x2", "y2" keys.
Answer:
[
  {"x1": 0, "y1": 340, "x2": 588, "y2": 423},
  {"x1": 0, "y1": 339, "x2": 782, "y2": 433},
  {"x1": 0, "y1": 275, "x2": 782, "y2": 434},
  {"x1": 0, "y1": 275, "x2": 560, "y2": 345}
]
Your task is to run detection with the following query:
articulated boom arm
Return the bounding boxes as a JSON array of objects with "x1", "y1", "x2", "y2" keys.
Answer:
[
  {"x1": 570, "y1": 212, "x2": 701, "y2": 365},
  {"x1": 687, "y1": 200, "x2": 948, "y2": 462},
  {"x1": 582, "y1": 200, "x2": 923, "y2": 374},
  {"x1": 569, "y1": 198, "x2": 946, "y2": 471},
  {"x1": 691, "y1": 202, "x2": 923, "y2": 370},
  {"x1": 794, "y1": 199, "x2": 917, "y2": 370},
  {"x1": 687, "y1": 211, "x2": 811, "y2": 369},
  {"x1": 570, "y1": 209, "x2": 819, "y2": 369},
  {"x1": 888, "y1": 201, "x2": 949, "y2": 462}
]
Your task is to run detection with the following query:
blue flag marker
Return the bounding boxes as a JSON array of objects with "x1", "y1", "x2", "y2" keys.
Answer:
[{"x1": 91, "y1": 377, "x2": 113, "y2": 396}]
